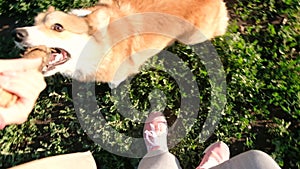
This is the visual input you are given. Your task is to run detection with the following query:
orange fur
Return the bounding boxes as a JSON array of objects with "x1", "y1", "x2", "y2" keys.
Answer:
[{"x1": 14, "y1": 0, "x2": 229, "y2": 87}]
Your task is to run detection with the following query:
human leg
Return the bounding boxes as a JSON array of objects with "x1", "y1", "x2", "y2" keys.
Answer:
[
  {"x1": 138, "y1": 150, "x2": 182, "y2": 169},
  {"x1": 210, "y1": 150, "x2": 281, "y2": 169}
]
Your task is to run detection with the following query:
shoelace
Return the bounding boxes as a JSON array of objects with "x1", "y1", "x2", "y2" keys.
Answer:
[
  {"x1": 144, "y1": 123, "x2": 159, "y2": 150},
  {"x1": 144, "y1": 122, "x2": 168, "y2": 151}
]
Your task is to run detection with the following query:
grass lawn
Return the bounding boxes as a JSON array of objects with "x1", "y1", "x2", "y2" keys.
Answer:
[{"x1": 0, "y1": 0, "x2": 299, "y2": 168}]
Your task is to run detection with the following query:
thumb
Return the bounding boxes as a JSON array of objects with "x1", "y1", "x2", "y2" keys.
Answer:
[{"x1": 0, "y1": 58, "x2": 42, "y2": 72}]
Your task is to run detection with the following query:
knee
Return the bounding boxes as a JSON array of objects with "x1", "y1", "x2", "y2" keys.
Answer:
[
  {"x1": 228, "y1": 150, "x2": 281, "y2": 169},
  {"x1": 247, "y1": 150, "x2": 269, "y2": 157},
  {"x1": 245, "y1": 150, "x2": 275, "y2": 162}
]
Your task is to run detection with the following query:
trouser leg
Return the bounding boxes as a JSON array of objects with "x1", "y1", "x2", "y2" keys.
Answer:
[
  {"x1": 210, "y1": 150, "x2": 281, "y2": 169},
  {"x1": 138, "y1": 150, "x2": 182, "y2": 169}
]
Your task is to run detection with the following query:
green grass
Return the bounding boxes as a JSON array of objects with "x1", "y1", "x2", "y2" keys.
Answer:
[{"x1": 0, "y1": 0, "x2": 299, "y2": 168}]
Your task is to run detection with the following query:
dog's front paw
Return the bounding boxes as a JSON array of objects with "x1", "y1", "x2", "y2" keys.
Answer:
[{"x1": 108, "y1": 78, "x2": 128, "y2": 89}]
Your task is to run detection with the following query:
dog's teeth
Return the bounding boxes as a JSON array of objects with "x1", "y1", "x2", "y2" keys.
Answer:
[
  {"x1": 55, "y1": 55, "x2": 61, "y2": 61},
  {"x1": 52, "y1": 53, "x2": 63, "y2": 62}
]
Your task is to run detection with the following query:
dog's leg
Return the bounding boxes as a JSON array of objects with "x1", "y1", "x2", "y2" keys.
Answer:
[
  {"x1": 108, "y1": 77, "x2": 128, "y2": 89},
  {"x1": 69, "y1": 9, "x2": 93, "y2": 17}
]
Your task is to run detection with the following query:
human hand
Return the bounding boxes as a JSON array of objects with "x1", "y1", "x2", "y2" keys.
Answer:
[{"x1": 0, "y1": 58, "x2": 46, "y2": 129}]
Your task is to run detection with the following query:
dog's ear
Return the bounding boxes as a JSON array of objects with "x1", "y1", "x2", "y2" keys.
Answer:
[
  {"x1": 86, "y1": 9, "x2": 111, "y2": 36},
  {"x1": 34, "y1": 6, "x2": 55, "y2": 25},
  {"x1": 47, "y1": 6, "x2": 55, "y2": 12}
]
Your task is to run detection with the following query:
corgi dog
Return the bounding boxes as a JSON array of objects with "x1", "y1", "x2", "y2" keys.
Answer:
[{"x1": 13, "y1": 0, "x2": 228, "y2": 88}]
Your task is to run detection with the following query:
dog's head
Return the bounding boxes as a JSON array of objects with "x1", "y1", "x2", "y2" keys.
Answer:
[{"x1": 13, "y1": 6, "x2": 115, "y2": 80}]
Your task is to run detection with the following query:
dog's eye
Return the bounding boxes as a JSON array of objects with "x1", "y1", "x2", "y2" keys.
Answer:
[{"x1": 51, "y1": 23, "x2": 64, "y2": 32}]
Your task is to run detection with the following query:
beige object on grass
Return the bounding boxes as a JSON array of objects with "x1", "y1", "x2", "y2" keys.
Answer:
[{"x1": 9, "y1": 151, "x2": 97, "y2": 169}]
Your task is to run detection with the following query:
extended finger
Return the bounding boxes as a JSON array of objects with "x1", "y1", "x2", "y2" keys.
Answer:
[{"x1": 0, "y1": 58, "x2": 43, "y2": 72}]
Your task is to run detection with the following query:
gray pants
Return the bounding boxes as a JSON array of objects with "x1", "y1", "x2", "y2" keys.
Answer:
[{"x1": 138, "y1": 150, "x2": 281, "y2": 169}]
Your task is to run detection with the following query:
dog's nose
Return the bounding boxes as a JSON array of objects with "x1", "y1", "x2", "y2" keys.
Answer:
[{"x1": 12, "y1": 29, "x2": 28, "y2": 42}]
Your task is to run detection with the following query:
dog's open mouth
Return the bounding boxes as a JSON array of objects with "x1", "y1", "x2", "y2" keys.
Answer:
[
  {"x1": 44, "y1": 48, "x2": 71, "y2": 72},
  {"x1": 22, "y1": 46, "x2": 71, "y2": 73}
]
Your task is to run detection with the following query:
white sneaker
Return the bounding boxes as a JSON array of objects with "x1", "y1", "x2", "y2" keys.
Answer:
[{"x1": 143, "y1": 111, "x2": 168, "y2": 153}]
